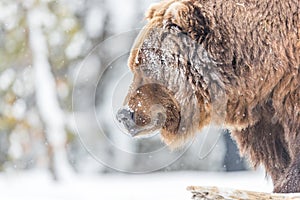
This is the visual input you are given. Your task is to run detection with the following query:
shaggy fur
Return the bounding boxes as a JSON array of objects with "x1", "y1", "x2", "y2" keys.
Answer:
[{"x1": 117, "y1": 0, "x2": 300, "y2": 193}]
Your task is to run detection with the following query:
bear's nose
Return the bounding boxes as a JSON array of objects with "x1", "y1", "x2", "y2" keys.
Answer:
[
  {"x1": 117, "y1": 108, "x2": 134, "y2": 122},
  {"x1": 116, "y1": 108, "x2": 137, "y2": 136}
]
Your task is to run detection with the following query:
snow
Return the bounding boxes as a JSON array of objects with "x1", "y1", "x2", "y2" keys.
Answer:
[
  {"x1": 12, "y1": 99, "x2": 27, "y2": 120},
  {"x1": 85, "y1": 7, "x2": 106, "y2": 38},
  {"x1": 0, "y1": 68, "x2": 15, "y2": 90},
  {"x1": 0, "y1": 170, "x2": 273, "y2": 200},
  {"x1": 49, "y1": 31, "x2": 64, "y2": 46},
  {"x1": 106, "y1": 0, "x2": 137, "y2": 32},
  {"x1": 65, "y1": 32, "x2": 86, "y2": 59},
  {"x1": 0, "y1": 2, "x2": 18, "y2": 31}
]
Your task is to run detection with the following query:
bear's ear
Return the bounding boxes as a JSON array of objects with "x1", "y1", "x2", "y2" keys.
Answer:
[
  {"x1": 163, "y1": 1, "x2": 210, "y2": 43},
  {"x1": 145, "y1": 0, "x2": 178, "y2": 21}
]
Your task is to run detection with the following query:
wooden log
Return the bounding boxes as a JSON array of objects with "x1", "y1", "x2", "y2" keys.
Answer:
[{"x1": 187, "y1": 186, "x2": 300, "y2": 200}]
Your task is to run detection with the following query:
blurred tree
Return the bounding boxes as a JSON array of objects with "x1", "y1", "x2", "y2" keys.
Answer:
[
  {"x1": 27, "y1": 0, "x2": 75, "y2": 180},
  {"x1": 0, "y1": 0, "x2": 87, "y2": 179}
]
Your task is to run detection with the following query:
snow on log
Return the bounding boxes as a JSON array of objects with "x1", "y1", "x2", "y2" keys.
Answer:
[{"x1": 187, "y1": 186, "x2": 300, "y2": 200}]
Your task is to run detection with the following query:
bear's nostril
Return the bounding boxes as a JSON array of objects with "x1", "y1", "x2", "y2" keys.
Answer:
[{"x1": 130, "y1": 110, "x2": 135, "y2": 120}]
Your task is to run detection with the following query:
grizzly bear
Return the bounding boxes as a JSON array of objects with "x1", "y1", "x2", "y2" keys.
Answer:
[{"x1": 117, "y1": 0, "x2": 300, "y2": 193}]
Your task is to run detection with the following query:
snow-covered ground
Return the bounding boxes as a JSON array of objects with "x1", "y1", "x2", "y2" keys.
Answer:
[{"x1": 0, "y1": 169, "x2": 273, "y2": 200}]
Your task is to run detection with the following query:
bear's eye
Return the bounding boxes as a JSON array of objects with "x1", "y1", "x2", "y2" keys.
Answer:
[
  {"x1": 170, "y1": 23, "x2": 183, "y2": 32},
  {"x1": 164, "y1": 22, "x2": 183, "y2": 32}
]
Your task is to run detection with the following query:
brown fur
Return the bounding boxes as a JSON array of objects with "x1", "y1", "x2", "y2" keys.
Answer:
[{"x1": 121, "y1": 0, "x2": 300, "y2": 193}]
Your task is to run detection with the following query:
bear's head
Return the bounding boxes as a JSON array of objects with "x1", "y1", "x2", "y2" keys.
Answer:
[{"x1": 117, "y1": 0, "x2": 222, "y2": 147}]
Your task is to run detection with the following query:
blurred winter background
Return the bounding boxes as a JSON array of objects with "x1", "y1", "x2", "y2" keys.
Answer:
[{"x1": 0, "y1": 0, "x2": 272, "y2": 199}]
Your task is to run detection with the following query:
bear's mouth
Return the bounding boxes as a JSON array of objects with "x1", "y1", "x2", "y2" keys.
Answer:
[{"x1": 116, "y1": 107, "x2": 166, "y2": 137}]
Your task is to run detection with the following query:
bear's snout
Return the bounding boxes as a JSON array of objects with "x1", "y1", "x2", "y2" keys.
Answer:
[{"x1": 116, "y1": 104, "x2": 167, "y2": 138}]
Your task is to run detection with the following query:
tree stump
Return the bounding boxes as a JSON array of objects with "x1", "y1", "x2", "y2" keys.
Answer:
[{"x1": 187, "y1": 186, "x2": 300, "y2": 200}]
